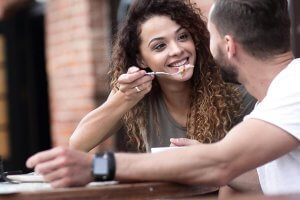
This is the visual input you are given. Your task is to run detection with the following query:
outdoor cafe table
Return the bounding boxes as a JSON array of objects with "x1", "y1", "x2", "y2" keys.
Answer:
[{"x1": 0, "y1": 181, "x2": 218, "y2": 200}]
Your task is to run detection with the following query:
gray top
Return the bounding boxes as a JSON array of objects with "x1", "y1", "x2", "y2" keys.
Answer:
[
  {"x1": 147, "y1": 95, "x2": 186, "y2": 148},
  {"x1": 146, "y1": 85, "x2": 257, "y2": 150},
  {"x1": 235, "y1": 85, "x2": 257, "y2": 124}
]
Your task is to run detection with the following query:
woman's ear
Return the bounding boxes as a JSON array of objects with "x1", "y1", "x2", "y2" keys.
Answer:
[{"x1": 136, "y1": 55, "x2": 148, "y2": 69}]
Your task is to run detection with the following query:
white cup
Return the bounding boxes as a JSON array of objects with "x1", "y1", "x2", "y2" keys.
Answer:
[{"x1": 151, "y1": 147, "x2": 179, "y2": 153}]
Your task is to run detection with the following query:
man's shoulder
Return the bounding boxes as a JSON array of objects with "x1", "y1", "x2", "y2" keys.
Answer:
[
  {"x1": 280, "y1": 58, "x2": 300, "y2": 78},
  {"x1": 268, "y1": 59, "x2": 300, "y2": 94}
]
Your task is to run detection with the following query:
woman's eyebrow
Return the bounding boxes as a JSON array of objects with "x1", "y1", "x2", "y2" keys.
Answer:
[
  {"x1": 175, "y1": 27, "x2": 184, "y2": 33},
  {"x1": 148, "y1": 27, "x2": 184, "y2": 47}
]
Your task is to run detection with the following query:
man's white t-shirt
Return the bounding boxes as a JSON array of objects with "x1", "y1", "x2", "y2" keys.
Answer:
[{"x1": 244, "y1": 58, "x2": 300, "y2": 195}]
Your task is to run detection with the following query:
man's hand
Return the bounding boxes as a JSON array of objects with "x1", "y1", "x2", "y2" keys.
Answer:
[
  {"x1": 170, "y1": 138, "x2": 200, "y2": 147},
  {"x1": 26, "y1": 147, "x2": 94, "y2": 188}
]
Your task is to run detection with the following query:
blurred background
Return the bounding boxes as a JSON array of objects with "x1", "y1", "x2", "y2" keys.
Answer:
[{"x1": 0, "y1": 0, "x2": 299, "y2": 172}]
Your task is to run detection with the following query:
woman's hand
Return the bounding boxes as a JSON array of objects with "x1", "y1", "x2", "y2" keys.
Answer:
[
  {"x1": 118, "y1": 66, "x2": 154, "y2": 102},
  {"x1": 170, "y1": 138, "x2": 200, "y2": 147}
]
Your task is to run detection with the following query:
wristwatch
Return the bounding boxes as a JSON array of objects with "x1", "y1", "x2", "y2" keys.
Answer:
[{"x1": 92, "y1": 151, "x2": 116, "y2": 181}]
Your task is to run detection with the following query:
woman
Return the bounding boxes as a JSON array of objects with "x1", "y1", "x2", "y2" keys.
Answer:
[{"x1": 69, "y1": 0, "x2": 254, "y2": 152}]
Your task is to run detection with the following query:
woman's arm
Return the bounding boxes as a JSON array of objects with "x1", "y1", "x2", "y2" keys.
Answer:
[
  {"x1": 69, "y1": 90, "x2": 134, "y2": 151},
  {"x1": 69, "y1": 67, "x2": 154, "y2": 152}
]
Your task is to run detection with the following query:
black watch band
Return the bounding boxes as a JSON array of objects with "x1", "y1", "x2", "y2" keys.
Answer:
[{"x1": 92, "y1": 151, "x2": 116, "y2": 181}]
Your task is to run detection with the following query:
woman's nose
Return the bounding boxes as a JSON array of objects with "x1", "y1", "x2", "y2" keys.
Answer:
[{"x1": 168, "y1": 41, "x2": 183, "y2": 57}]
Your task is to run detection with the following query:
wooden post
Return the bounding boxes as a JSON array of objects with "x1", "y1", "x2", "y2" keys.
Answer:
[{"x1": 0, "y1": 35, "x2": 10, "y2": 159}]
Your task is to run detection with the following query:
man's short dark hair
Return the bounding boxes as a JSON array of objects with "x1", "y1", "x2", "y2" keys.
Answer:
[{"x1": 211, "y1": 0, "x2": 291, "y2": 59}]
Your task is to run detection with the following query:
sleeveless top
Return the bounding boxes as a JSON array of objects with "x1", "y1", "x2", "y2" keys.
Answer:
[
  {"x1": 145, "y1": 85, "x2": 256, "y2": 152},
  {"x1": 146, "y1": 95, "x2": 186, "y2": 149}
]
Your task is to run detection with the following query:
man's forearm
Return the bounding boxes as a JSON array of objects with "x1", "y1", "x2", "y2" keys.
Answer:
[
  {"x1": 114, "y1": 119, "x2": 300, "y2": 186},
  {"x1": 227, "y1": 170, "x2": 262, "y2": 193},
  {"x1": 115, "y1": 144, "x2": 231, "y2": 186}
]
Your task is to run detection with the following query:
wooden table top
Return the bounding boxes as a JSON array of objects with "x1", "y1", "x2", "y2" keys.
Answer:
[
  {"x1": 229, "y1": 193, "x2": 300, "y2": 200},
  {"x1": 0, "y1": 182, "x2": 218, "y2": 200}
]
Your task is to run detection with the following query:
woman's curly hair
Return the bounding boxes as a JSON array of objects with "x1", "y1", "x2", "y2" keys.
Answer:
[{"x1": 109, "y1": 0, "x2": 242, "y2": 152}]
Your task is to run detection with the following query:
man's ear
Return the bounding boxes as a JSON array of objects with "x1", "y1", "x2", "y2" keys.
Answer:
[
  {"x1": 224, "y1": 35, "x2": 236, "y2": 59},
  {"x1": 136, "y1": 55, "x2": 148, "y2": 69}
]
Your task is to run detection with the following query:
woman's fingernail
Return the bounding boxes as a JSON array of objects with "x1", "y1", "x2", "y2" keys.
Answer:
[
  {"x1": 140, "y1": 70, "x2": 146, "y2": 75},
  {"x1": 133, "y1": 68, "x2": 139, "y2": 72},
  {"x1": 129, "y1": 66, "x2": 139, "y2": 73}
]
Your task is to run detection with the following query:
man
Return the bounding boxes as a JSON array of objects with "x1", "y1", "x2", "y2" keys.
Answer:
[{"x1": 26, "y1": 0, "x2": 300, "y2": 195}]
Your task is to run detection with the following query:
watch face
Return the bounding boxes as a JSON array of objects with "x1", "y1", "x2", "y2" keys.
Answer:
[{"x1": 94, "y1": 158, "x2": 108, "y2": 175}]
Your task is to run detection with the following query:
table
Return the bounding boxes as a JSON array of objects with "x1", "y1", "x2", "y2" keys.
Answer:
[
  {"x1": 229, "y1": 193, "x2": 300, "y2": 200},
  {"x1": 0, "y1": 182, "x2": 218, "y2": 200}
]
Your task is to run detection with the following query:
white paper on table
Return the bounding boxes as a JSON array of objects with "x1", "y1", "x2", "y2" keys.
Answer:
[
  {"x1": 0, "y1": 173, "x2": 118, "y2": 195},
  {"x1": 0, "y1": 182, "x2": 51, "y2": 194},
  {"x1": 151, "y1": 146, "x2": 181, "y2": 153},
  {"x1": 7, "y1": 173, "x2": 44, "y2": 183}
]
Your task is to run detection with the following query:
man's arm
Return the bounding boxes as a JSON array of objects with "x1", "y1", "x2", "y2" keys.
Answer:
[
  {"x1": 218, "y1": 170, "x2": 262, "y2": 199},
  {"x1": 226, "y1": 170, "x2": 261, "y2": 193},
  {"x1": 26, "y1": 118, "x2": 299, "y2": 188},
  {"x1": 115, "y1": 119, "x2": 299, "y2": 185}
]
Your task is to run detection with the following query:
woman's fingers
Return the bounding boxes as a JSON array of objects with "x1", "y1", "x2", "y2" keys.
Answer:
[
  {"x1": 117, "y1": 67, "x2": 154, "y2": 102},
  {"x1": 170, "y1": 143, "x2": 177, "y2": 147},
  {"x1": 118, "y1": 70, "x2": 146, "y2": 84},
  {"x1": 124, "y1": 81, "x2": 152, "y2": 96},
  {"x1": 127, "y1": 66, "x2": 140, "y2": 74},
  {"x1": 170, "y1": 138, "x2": 200, "y2": 146},
  {"x1": 119, "y1": 75, "x2": 153, "y2": 92},
  {"x1": 119, "y1": 71, "x2": 154, "y2": 95}
]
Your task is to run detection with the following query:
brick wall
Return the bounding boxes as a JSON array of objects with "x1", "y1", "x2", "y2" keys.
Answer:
[{"x1": 46, "y1": 0, "x2": 112, "y2": 149}]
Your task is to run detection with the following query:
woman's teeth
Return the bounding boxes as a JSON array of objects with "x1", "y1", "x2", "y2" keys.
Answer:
[{"x1": 169, "y1": 59, "x2": 187, "y2": 67}]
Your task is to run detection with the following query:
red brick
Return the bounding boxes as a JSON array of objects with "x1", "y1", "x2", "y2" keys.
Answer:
[{"x1": 46, "y1": 0, "x2": 111, "y2": 147}]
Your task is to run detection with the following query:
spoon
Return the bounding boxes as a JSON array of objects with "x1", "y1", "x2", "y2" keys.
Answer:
[
  {"x1": 145, "y1": 64, "x2": 194, "y2": 76},
  {"x1": 145, "y1": 71, "x2": 181, "y2": 76}
]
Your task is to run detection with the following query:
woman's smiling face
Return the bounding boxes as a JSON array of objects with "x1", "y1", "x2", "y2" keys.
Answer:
[{"x1": 138, "y1": 15, "x2": 196, "y2": 81}]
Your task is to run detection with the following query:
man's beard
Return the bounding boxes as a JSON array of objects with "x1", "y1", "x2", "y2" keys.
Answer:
[
  {"x1": 220, "y1": 67, "x2": 240, "y2": 84},
  {"x1": 214, "y1": 47, "x2": 240, "y2": 84}
]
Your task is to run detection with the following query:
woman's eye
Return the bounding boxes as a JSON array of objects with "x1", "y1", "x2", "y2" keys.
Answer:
[
  {"x1": 153, "y1": 43, "x2": 166, "y2": 51},
  {"x1": 178, "y1": 33, "x2": 189, "y2": 41}
]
